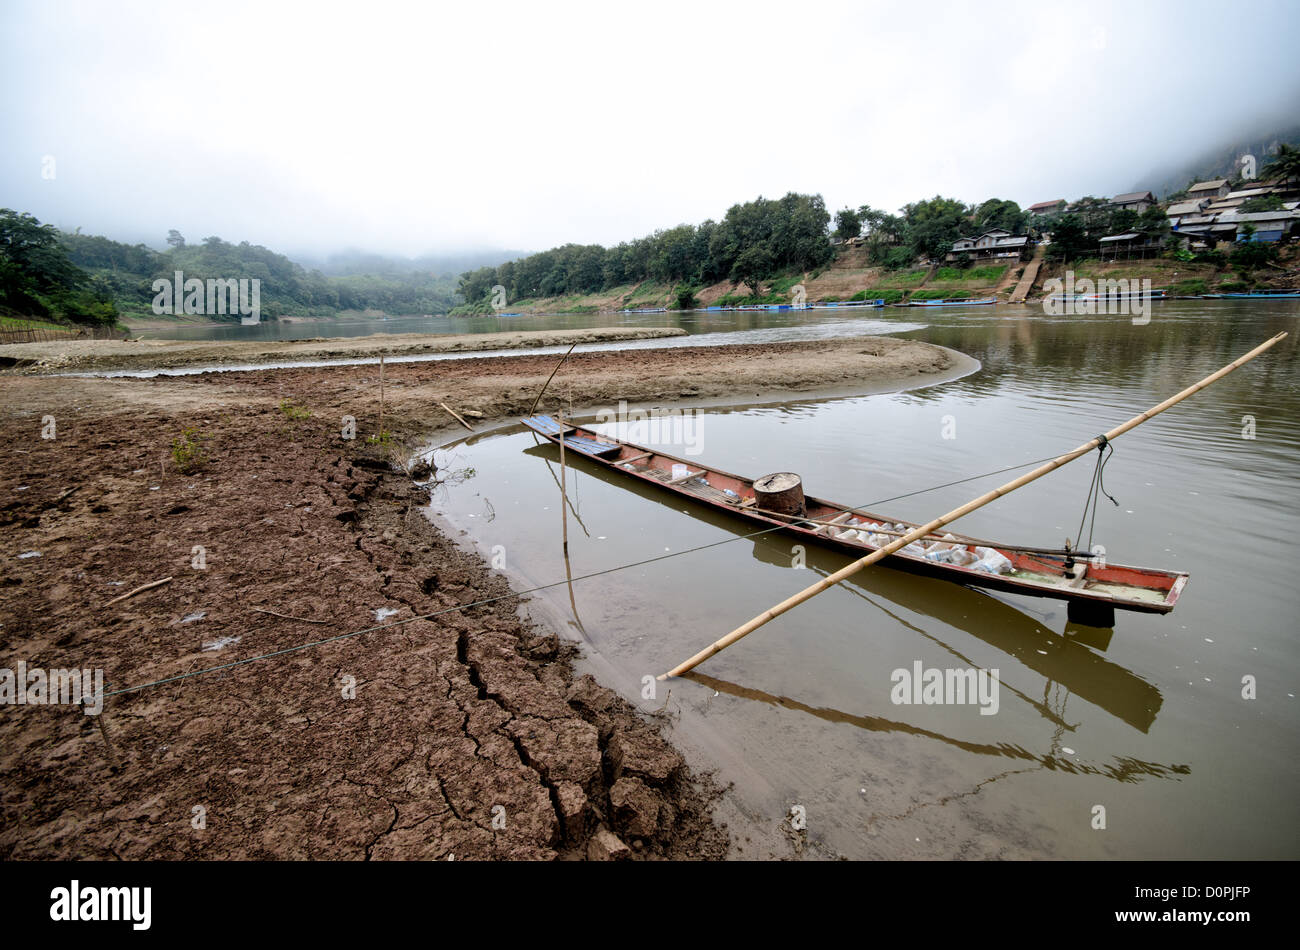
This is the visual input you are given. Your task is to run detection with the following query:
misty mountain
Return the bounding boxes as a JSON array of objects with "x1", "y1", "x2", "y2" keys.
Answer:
[
  {"x1": 1132, "y1": 123, "x2": 1300, "y2": 197},
  {"x1": 295, "y1": 249, "x2": 527, "y2": 278}
]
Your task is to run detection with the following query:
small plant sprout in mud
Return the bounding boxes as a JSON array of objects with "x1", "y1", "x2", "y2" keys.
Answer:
[
  {"x1": 41, "y1": 414, "x2": 55, "y2": 439},
  {"x1": 1241, "y1": 414, "x2": 1256, "y2": 440},
  {"x1": 191, "y1": 805, "x2": 207, "y2": 830},
  {"x1": 170, "y1": 427, "x2": 205, "y2": 474},
  {"x1": 279, "y1": 399, "x2": 311, "y2": 420}
]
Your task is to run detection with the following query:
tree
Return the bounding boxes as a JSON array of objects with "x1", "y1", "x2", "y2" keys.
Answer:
[
  {"x1": 1230, "y1": 230, "x2": 1278, "y2": 270},
  {"x1": 456, "y1": 266, "x2": 496, "y2": 305},
  {"x1": 972, "y1": 198, "x2": 1027, "y2": 234},
  {"x1": 1070, "y1": 196, "x2": 1113, "y2": 235},
  {"x1": 1241, "y1": 194, "x2": 1284, "y2": 213},
  {"x1": 1047, "y1": 214, "x2": 1090, "y2": 261},
  {"x1": 1109, "y1": 209, "x2": 1139, "y2": 233},
  {"x1": 0, "y1": 209, "x2": 117, "y2": 324},
  {"x1": 731, "y1": 245, "x2": 773, "y2": 297},
  {"x1": 1137, "y1": 206, "x2": 1170, "y2": 237},
  {"x1": 1262, "y1": 143, "x2": 1300, "y2": 188},
  {"x1": 834, "y1": 207, "x2": 862, "y2": 240},
  {"x1": 166, "y1": 229, "x2": 186, "y2": 249},
  {"x1": 899, "y1": 195, "x2": 969, "y2": 260}
]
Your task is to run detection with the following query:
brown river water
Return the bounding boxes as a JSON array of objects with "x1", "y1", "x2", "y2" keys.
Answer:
[{"x1": 423, "y1": 301, "x2": 1298, "y2": 859}]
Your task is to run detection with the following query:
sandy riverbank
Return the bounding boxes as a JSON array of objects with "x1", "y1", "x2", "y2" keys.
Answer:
[
  {"x1": 0, "y1": 326, "x2": 687, "y2": 374},
  {"x1": 0, "y1": 333, "x2": 964, "y2": 860}
]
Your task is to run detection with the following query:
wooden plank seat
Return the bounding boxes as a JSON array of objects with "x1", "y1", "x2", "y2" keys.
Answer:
[
  {"x1": 563, "y1": 435, "x2": 622, "y2": 459},
  {"x1": 521, "y1": 415, "x2": 620, "y2": 458}
]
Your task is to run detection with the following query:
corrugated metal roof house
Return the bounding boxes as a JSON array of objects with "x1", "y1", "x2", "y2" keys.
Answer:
[
  {"x1": 1166, "y1": 199, "x2": 1209, "y2": 223},
  {"x1": 1027, "y1": 199, "x2": 1066, "y2": 215},
  {"x1": 946, "y1": 229, "x2": 1032, "y2": 262},
  {"x1": 1109, "y1": 191, "x2": 1156, "y2": 212},
  {"x1": 1187, "y1": 179, "x2": 1231, "y2": 200}
]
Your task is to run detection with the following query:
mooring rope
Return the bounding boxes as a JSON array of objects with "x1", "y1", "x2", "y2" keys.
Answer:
[
  {"x1": 1073, "y1": 437, "x2": 1119, "y2": 553},
  {"x1": 102, "y1": 450, "x2": 1068, "y2": 699}
]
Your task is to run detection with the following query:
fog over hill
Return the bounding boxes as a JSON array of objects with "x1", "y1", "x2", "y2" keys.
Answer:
[
  {"x1": 1131, "y1": 114, "x2": 1300, "y2": 198},
  {"x1": 292, "y1": 249, "x2": 529, "y2": 278}
]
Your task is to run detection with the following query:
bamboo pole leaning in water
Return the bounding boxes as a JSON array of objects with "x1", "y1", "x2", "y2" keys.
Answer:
[
  {"x1": 558, "y1": 407, "x2": 569, "y2": 557},
  {"x1": 660, "y1": 332, "x2": 1288, "y2": 680}
]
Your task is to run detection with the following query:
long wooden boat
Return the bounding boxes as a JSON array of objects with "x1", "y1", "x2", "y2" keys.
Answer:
[
  {"x1": 908, "y1": 297, "x2": 997, "y2": 307},
  {"x1": 521, "y1": 414, "x2": 1188, "y2": 620},
  {"x1": 1216, "y1": 291, "x2": 1300, "y2": 299},
  {"x1": 1045, "y1": 289, "x2": 1167, "y2": 302},
  {"x1": 812, "y1": 300, "x2": 886, "y2": 309}
]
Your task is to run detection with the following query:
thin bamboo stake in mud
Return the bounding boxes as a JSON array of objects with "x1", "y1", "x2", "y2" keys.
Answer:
[
  {"x1": 378, "y1": 354, "x2": 385, "y2": 437},
  {"x1": 92, "y1": 705, "x2": 121, "y2": 772},
  {"x1": 660, "y1": 332, "x2": 1288, "y2": 680}
]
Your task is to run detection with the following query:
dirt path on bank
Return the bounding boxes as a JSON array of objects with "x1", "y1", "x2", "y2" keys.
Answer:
[{"x1": 0, "y1": 334, "x2": 961, "y2": 860}]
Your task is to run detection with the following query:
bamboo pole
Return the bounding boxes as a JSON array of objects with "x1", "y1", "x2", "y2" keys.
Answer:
[
  {"x1": 439, "y1": 401, "x2": 473, "y2": 431},
  {"x1": 378, "y1": 354, "x2": 385, "y2": 438},
  {"x1": 660, "y1": 332, "x2": 1287, "y2": 679},
  {"x1": 527, "y1": 342, "x2": 580, "y2": 418},
  {"x1": 558, "y1": 408, "x2": 569, "y2": 557},
  {"x1": 104, "y1": 576, "x2": 172, "y2": 608}
]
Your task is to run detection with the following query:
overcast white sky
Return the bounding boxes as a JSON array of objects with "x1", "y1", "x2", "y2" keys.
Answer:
[{"x1": 3, "y1": 0, "x2": 1298, "y2": 259}]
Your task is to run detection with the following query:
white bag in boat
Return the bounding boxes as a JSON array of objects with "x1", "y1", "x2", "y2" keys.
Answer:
[{"x1": 973, "y1": 546, "x2": 1014, "y2": 574}]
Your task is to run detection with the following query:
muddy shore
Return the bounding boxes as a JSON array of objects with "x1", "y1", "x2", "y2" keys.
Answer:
[{"x1": 0, "y1": 333, "x2": 962, "y2": 860}]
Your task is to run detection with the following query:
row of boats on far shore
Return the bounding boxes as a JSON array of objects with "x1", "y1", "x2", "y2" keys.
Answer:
[{"x1": 614, "y1": 288, "x2": 1299, "y2": 314}]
